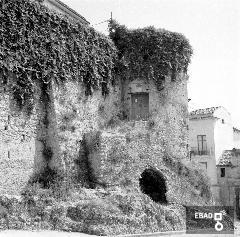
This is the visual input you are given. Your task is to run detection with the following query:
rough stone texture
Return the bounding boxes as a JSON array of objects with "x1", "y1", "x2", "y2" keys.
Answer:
[
  {"x1": 0, "y1": 160, "x2": 33, "y2": 195},
  {"x1": 84, "y1": 72, "x2": 190, "y2": 188},
  {"x1": 84, "y1": 122, "x2": 212, "y2": 207},
  {"x1": 0, "y1": 82, "x2": 44, "y2": 194},
  {"x1": 85, "y1": 131, "x2": 128, "y2": 186},
  {"x1": 121, "y1": 72, "x2": 189, "y2": 160},
  {"x1": 0, "y1": 71, "x2": 189, "y2": 194},
  {"x1": 52, "y1": 81, "x2": 121, "y2": 181}
]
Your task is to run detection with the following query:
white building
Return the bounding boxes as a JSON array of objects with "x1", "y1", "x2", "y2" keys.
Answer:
[
  {"x1": 34, "y1": 0, "x2": 89, "y2": 25},
  {"x1": 189, "y1": 106, "x2": 240, "y2": 203}
]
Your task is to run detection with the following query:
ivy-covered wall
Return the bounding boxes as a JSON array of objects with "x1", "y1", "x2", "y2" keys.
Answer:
[
  {"x1": 0, "y1": 0, "x2": 117, "y2": 111},
  {"x1": 109, "y1": 20, "x2": 192, "y2": 90},
  {"x1": 0, "y1": 0, "x2": 119, "y2": 193},
  {"x1": 0, "y1": 0, "x2": 193, "y2": 194}
]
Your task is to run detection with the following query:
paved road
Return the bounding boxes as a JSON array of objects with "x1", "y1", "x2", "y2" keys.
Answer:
[
  {"x1": 0, "y1": 230, "x2": 238, "y2": 237},
  {"x1": 0, "y1": 230, "x2": 98, "y2": 237}
]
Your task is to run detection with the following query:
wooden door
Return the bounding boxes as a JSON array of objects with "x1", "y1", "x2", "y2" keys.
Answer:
[{"x1": 131, "y1": 93, "x2": 149, "y2": 120}]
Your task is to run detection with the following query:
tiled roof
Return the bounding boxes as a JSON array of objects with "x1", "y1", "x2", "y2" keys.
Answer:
[
  {"x1": 233, "y1": 127, "x2": 240, "y2": 133},
  {"x1": 217, "y1": 149, "x2": 240, "y2": 166},
  {"x1": 190, "y1": 106, "x2": 220, "y2": 116},
  {"x1": 217, "y1": 150, "x2": 234, "y2": 167}
]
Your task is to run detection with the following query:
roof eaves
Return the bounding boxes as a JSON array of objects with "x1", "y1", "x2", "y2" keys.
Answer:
[
  {"x1": 48, "y1": 0, "x2": 90, "y2": 24},
  {"x1": 233, "y1": 127, "x2": 240, "y2": 133},
  {"x1": 189, "y1": 115, "x2": 217, "y2": 120},
  {"x1": 190, "y1": 106, "x2": 221, "y2": 116}
]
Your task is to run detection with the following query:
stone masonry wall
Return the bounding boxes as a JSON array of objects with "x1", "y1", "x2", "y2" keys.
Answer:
[
  {"x1": 0, "y1": 70, "x2": 188, "y2": 194},
  {"x1": 0, "y1": 77, "x2": 121, "y2": 193},
  {"x1": 85, "y1": 124, "x2": 211, "y2": 206},
  {"x1": 0, "y1": 81, "x2": 45, "y2": 194},
  {"x1": 122, "y1": 72, "x2": 189, "y2": 160},
  {"x1": 52, "y1": 80, "x2": 122, "y2": 181},
  {"x1": 85, "y1": 131, "x2": 127, "y2": 186}
]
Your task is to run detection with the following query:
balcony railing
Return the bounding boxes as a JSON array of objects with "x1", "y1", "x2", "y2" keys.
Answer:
[{"x1": 190, "y1": 147, "x2": 213, "y2": 156}]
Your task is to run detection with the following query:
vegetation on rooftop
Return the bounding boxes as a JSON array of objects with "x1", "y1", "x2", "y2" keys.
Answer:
[{"x1": 109, "y1": 20, "x2": 193, "y2": 90}]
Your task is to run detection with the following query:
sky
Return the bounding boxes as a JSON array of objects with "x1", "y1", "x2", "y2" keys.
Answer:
[{"x1": 62, "y1": 0, "x2": 240, "y2": 127}]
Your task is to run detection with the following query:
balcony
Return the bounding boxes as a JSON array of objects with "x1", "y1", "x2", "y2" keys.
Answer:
[{"x1": 190, "y1": 147, "x2": 213, "y2": 157}]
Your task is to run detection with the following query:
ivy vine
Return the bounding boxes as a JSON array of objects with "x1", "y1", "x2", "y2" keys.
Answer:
[
  {"x1": 0, "y1": 0, "x2": 117, "y2": 112},
  {"x1": 108, "y1": 20, "x2": 193, "y2": 90},
  {"x1": 0, "y1": 0, "x2": 193, "y2": 113}
]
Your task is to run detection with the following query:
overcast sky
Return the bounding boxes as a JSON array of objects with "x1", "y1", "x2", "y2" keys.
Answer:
[{"x1": 62, "y1": 0, "x2": 240, "y2": 127}]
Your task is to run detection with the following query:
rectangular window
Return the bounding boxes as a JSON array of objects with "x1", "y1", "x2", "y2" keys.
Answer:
[
  {"x1": 199, "y1": 162, "x2": 207, "y2": 170},
  {"x1": 220, "y1": 168, "x2": 225, "y2": 177},
  {"x1": 197, "y1": 135, "x2": 207, "y2": 155}
]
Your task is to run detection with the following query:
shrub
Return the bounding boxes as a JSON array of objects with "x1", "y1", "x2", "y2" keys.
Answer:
[{"x1": 109, "y1": 20, "x2": 192, "y2": 90}]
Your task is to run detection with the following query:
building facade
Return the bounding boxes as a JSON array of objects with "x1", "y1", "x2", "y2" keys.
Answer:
[
  {"x1": 189, "y1": 106, "x2": 240, "y2": 205},
  {"x1": 217, "y1": 149, "x2": 240, "y2": 210},
  {"x1": 34, "y1": 0, "x2": 89, "y2": 24}
]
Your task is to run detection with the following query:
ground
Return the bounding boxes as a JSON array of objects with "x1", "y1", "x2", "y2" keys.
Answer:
[
  {"x1": 0, "y1": 230, "x2": 97, "y2": 237},
  {"x1": 0, "y1": 228, "x2": 239, "y2": 237}
]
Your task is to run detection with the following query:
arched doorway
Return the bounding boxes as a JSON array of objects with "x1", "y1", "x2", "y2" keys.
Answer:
[{"x1": 139, "y1": 168, "x2": 168, "y2": 204}]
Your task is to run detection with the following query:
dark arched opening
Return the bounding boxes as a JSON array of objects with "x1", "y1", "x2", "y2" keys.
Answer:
[{"x1": 139, "y1": 168, "x2": 168, "y2": 204}]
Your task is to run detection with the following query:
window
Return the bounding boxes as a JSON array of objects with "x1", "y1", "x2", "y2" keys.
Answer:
[
  {"x1": 199, "y1": 162, "x2": 207, "y2": 170},
  {"x1": 222, "y1": 119, "x2": 225, "y2": 124},
  {"x1": 220, "y1": 168, "x2": 225, "y2": 177},
  {"x1": 197, "y1": 135, "x2": 207, "y2": 155}
]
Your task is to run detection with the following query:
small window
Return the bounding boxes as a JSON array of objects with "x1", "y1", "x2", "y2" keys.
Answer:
[
  {"x1": 220, "y1": 168, "x2": 225, "y2": 177},
  {"x1": 222, "y1": 119, "x2": 225, "y2": 124},
  {"x1": 199, "y1": 162, "x2": 207, "y2": 170},
  {"x1": 8, "y1": 151, "x2": 10, "y2": 159},
  {"x1": 4, "y1": 125, "x2": 8, "y2": 130}
]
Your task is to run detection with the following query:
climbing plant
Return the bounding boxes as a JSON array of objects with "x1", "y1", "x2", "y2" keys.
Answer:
[
  {"x1": 0, "y1": 0, "x2": 117, "y2": 112},
  {"x1": 108, "y1": 20, "x2": 193, "y2": 90}
]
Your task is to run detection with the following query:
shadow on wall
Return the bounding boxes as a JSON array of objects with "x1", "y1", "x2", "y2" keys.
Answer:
[{"x1": 139, "y1": 168, "x2": 168, "y2": 204}]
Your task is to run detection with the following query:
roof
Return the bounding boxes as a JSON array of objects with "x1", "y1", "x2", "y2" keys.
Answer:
[
  {"x1": 44, "y1": 0, "x2": 89, "y2": 24},
  {"x1": 217, "y1": 150, "x2": 234, "y2": 167},
  {"x1": 233, "y1": 127, "x2": 240, "y2": 133},
  {"x1": 190, "y1": 106, "x2": 220, "y2": 116},
  {"x1": 217, "y1": 149, "x2": 240, "y2": 167}
]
